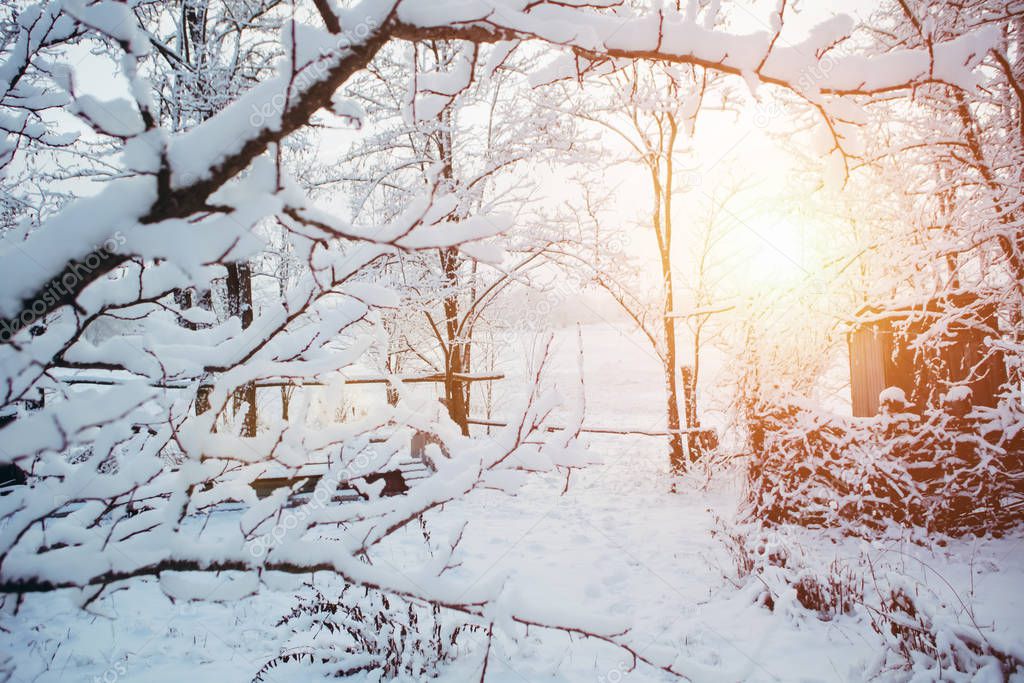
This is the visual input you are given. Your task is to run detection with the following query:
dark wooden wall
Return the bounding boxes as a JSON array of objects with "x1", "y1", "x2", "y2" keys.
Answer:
[{"x1": 848, "y1": 301, "x2": 1007, "y2": 417}]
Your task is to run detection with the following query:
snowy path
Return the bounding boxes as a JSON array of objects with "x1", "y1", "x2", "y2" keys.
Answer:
[{"x1": 430, "y1": 446, "x2": 867, "y2": 683}]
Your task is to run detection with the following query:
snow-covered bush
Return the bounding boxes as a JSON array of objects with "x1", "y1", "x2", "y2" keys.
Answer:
[
  {"x1": 742, "y1": 397, "x2": 1024, "y2": 537},
  {"x1": 865, "y1": 577, "x2": 1024, "y2": 680}
]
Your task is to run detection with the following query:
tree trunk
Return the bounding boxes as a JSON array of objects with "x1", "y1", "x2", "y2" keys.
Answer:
[
  {"x1": 226, "y1": 261, "x2": 257, "y2": 437},
  {"x1": 434, "y1": 91, "x2": 470, "y2": 435},
  {"x1": 662, "y1": 275, "x2": 686, "y2": 473},
  {"x1": 656, "y1": 192, "x2": 685, "y2": 472},
  {"x1": 441, "y1": 245, "x2": 470, "y2": 435},
  {"x1": 179, "y1": 288, "x2": 215, "y2": 422},
  {"x1": 681, "y1": 365, "x2": 701, "y2": 462},
  {"x1": 654, "y1": 113, "x2": 686, "y2": 473}
]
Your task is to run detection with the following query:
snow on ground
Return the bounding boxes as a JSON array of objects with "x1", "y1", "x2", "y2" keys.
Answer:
[{"x1": 3, "y1": 321, "x2": 1022, "y2": 682}]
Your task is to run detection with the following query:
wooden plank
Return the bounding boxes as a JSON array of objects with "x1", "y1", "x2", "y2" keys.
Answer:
[
  {"x1": 849, "y1": 326, "x2": 887, "y2": 417},
  {"x1": 250, "y1": 450, "x2": 438, "y2": 504},
  {"x1": 465, "y1": 418, "x2": 716, "y2": 438},
  {"x1": 665, "y1": 305, "x2": 734, "y2": 318},
  {"x1": 55, "y1": 372, "x2": 504, "y2": 388},
  {"x1": 337, "y1": 373, "x2": 504, "y2": 385}
]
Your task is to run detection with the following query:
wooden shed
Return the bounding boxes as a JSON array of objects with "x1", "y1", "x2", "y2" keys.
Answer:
[{"x1": 847, "y1": 294, "x2": 1007, "y2": 417}]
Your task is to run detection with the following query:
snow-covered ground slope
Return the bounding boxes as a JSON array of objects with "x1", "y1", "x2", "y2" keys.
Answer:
[
  {"x1": 5, "y1": 446, "x2": 1022, "y2": 682},
  {"x1": 3, "y1": 322, "x2": 1022, "y2": 682}
]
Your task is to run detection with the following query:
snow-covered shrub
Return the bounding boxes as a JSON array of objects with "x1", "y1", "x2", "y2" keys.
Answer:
[
  {"x1": 720, "y1": 526, "x2": 790, "y2": 581},
  {"x1": 792, "y1": 560, "x2": 864, "y2": 621},
  {"x1": 865, "y1": 579, "x2": 1024, "y2": 680},
  {"x1": 722, "y1": 523, "x2": 1024, "y2": 679},
  {"x1": 254, "y1": 583, "x2": 479, "y2": 681},
  {"x1": 720, "y1": 526, "x2": 862, "y2": 620},
  {"x1": 743, "y1": 397, "x2": 1024, "y2": 536}
]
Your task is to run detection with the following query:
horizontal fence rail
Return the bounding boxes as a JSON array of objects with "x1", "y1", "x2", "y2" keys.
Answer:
[
  {"x1": 466, "y1": 417, "x2": 715, "y2": 438},
  {"x1": 49, "y1": 371, "x2": 504, "y2": 389}
]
